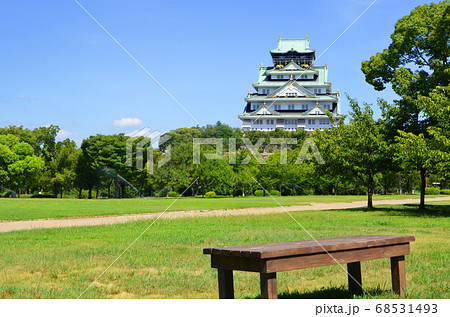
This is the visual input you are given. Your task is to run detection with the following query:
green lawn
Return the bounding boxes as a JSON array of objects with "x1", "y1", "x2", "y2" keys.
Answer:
[
  {"x1": 0, "y1": 194, "x2": 445, "y2": 221},
  {"x1": 0, "y1": 202, "x2": 448, "y2": 299}
]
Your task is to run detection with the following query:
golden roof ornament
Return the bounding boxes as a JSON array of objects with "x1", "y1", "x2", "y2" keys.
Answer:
[
  {"x1": 260, "y1": 63, "x2": 263, "y2": 68},
  {"x1": 264, "y1": 102, "x2": 266, "y2": 106},
  {"x1": 248, "y1": 89, "x2": 251, "y2": 94},
  {"x1": 337, "y1": 89, "x2": 340, "y2": 93},
  {"x1": 290, "y1": 74, "x2": 293, "y2": 80},
  {"x1": 306, "y1": 34, "x2": 309, "y2": 39},
  {"x1": 279, "y1": 34, "x2": 281, "y2": 40},
  {"x1": 325, "y1": 63, "x2": 327, "y2": 67}
]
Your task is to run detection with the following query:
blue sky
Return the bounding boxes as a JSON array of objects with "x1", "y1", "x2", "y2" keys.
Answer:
[{"x1": 0, "y1": 0, "x2": 434, "y2": 144}]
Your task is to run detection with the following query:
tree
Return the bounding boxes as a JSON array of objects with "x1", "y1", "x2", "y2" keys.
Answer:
[
  {"x1": 0, "y1": 134, "x2": 45, "y2": 197},
  {"x1": 418, "y1": 85, "x2": 450, "y2": 185},
  {"x1": 315, "y1": 97, "x2": 391, "y2": 208},
  {"x1": 395, "y1": 132, "x2": 429, "y2": 209},
  {"x1": 362, "y1": 1, "x2": 449, "y2": 135},
  {"x1": 49, "y1": 139, "x2": 78, "y2": 197}
]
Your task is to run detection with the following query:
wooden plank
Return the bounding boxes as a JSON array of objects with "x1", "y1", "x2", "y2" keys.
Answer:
[
  {"x1": 347, "y1": 262, "x2": 362, "y2": 295},
  {"x1": 260, "y1": 273, "x2": 277, "y2": 299},
  {"x1": 218, "y1": 269, "x2": 234, "y2": 299},
  {"x1": 211, "y1": 254, "x2": 266, "y2": 272},
  {"x1": 203, "y1": 235, "x2": 415, "y2": 259},
  {"x1": 265, "y1": 243, "x2": 410, "y2": 273},
  {"x1": 391, "y1": 256, "x2": 406, "y2": 297}
]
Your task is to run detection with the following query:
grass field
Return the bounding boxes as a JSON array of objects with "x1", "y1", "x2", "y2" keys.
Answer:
[
  {"x1": 0, "y1": 194, "x2": 445, "y2": 221},
  {"x1": 0, "y1": 201, "x2": 448, "y2": 299}
]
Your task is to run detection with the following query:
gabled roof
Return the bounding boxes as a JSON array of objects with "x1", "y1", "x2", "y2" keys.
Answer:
[
  {"x1": 267, "y1": 80, "x2": 315, "y2": 98},
  {"x1": 283, "y1": 61, "x2": 303, "y2": 71},
  {"x1": 248, "y1": 105, "x2": 279, "y2": 116},
  {"x1": 304, "y1": 104, "x2": 328, "y2": 116},
  {"x1": 270, "y1": 38, "x2": 315, "y2": 54}
]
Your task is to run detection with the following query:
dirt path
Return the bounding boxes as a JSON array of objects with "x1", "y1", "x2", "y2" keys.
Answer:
[{"x1": 1, "y1": 197, "x2": 449, "y2": 233}]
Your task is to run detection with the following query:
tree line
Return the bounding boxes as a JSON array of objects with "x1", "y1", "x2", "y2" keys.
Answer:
[{"x1": 0, "y1": 1, "x2": 448, "y2": 210}]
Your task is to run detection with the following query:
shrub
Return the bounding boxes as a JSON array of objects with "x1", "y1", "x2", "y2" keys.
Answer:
[
  {"x1": 167, "y1": 191, "x2": 179, "y2": 197},
  {"x1": 425, "y1": 187, "x2": 440, "y2": 195},
  {"x1": 205, "y1": 191, "x2": 216, "y2": 198},
  {"x1": 1, "y1": 191, "x2": 12, "y2": 198},
  {"x1": 440, "y1": 189, "x2": 450, "y2": 195},
  {"x1": 254, "y1": 189, "x2": 279, "y2": 196},
  {"x1": 269, "y1": 189, "x2": 280, "y2": 196}
]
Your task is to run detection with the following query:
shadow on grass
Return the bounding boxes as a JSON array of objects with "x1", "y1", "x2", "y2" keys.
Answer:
[
  {"x1": 346, "y1": 204, "x2": 450, "y2": 218},
  {"x1": 248, "y1": 286, "x2": 387, "y2": 299}
]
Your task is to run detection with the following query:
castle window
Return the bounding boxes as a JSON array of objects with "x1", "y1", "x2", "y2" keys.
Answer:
[{"x1": 288, "y1": 104, "x2": 295, "y2": 110}]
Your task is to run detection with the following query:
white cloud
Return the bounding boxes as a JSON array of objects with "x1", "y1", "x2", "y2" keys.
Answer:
[
  {"x1": 113, "y1": 117, "x2": 143, "y2": 127},
  {"x1": 18, "y1": 94, "x2": 25, "y2": 99},
  {"x1": 57, "y1": 129, "x2": 73, "y2": 139}
]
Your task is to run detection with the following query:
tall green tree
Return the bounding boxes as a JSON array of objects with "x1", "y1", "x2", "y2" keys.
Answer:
[
  {"x1": 362, "y1": 1, "x2": 449, "y2": 135},
  {"x1": 316, "y1": 97, "x2": 391, "y2": 208},
  {"x1": 0, "y1": 134, "x2": 45, "y2": 197}
]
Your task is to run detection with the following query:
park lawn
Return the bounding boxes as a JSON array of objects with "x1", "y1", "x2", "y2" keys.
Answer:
[
  {"x1": 0, "y1": 202, "x2": 448, "y2": 299},
  {"x1": 0, "y1": 194, "x2": 445, "y2": 222}
]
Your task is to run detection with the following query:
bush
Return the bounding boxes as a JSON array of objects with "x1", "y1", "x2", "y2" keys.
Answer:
[
  {"x1": 425, "y1": 187, "x2": 440, "y2": 195},
  {"x1": 1, "y1": 191, "x2": 12, "y2": 198},
  {"x1": 440, "y1": 189, "x2": 450, "y2": 195},
  {"x1": 205, "y1": 191, "x2": 216, "y2": 198},
  {"x1": 167, "y1": 191, "x2": 179, "y2": 197},
  {"x1": 254, "y1": 189, "x2": 279, "y2": 196},
  {"x1": 269, "y1": 189, "x2": 280, "y2": 196}
]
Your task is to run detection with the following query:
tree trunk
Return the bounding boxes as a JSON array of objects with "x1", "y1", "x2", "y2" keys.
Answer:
[
  {"x1": 419, "y1": 167, "x2": 426, "y2": 210},
  {"x1": 60, "y1": 188, "x2": 63, "y2": 198},
  {"x1": 88, "y1": 188, "x2": 92, "y2": 199},
  {"x1": 367, "y1": 174, "x2": 374, "y2": 209},
  {"x1": 96, "y1": 187, "x2": 99, "y2": 199},
  {"x1": 398, "y1": 177, "x2": 403, "y2": 195},
  {"x1": 18, "y1": 189, "x2": 21, "y2": 198},
  {"x1": 78, "y1": 187, "x2": 82, "y2": 199},
  {"x1": 114, "y1": 180, "x2": 120, "y2": 199}
]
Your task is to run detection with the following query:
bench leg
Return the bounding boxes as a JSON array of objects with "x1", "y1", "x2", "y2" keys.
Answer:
[
  {"x1": 260, "y1": 273, "x2": 277, "y2": 299},
  {"x1": 347, "y1": 261, "x2": 363, "y2": 295},
  {"x1": 390, "y1": 256, "x2": 406, "y2": 296},
  {"x1": 218, "y1": 269, "x2": 234, "y2": 299}
]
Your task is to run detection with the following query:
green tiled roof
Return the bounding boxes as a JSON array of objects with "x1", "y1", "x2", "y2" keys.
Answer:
[{"x1": 270, "y1": 38, "x2": 315, "y2": 54}]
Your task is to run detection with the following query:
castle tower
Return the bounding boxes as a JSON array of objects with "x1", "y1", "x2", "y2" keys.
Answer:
[{"x1": 238, "y1": 37, "x2": 342, "y2": 131}]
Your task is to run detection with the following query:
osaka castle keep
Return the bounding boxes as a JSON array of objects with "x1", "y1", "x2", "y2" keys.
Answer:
[{"x1": 238, "y1": 36, "x2": 342, "y2": 132}]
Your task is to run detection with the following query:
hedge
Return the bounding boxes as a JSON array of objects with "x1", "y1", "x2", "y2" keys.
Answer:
[
  {"x1": 254, "y1": 189, "x2": 280, "y2": 196},
  {"x1": 424, "y1": 187, "x2": 440, "y2": 195}
]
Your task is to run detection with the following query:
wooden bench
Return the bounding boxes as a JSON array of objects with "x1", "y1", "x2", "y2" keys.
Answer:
[{"x1": 203, "y1": 235, "x2": 415, "y2": 299}]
